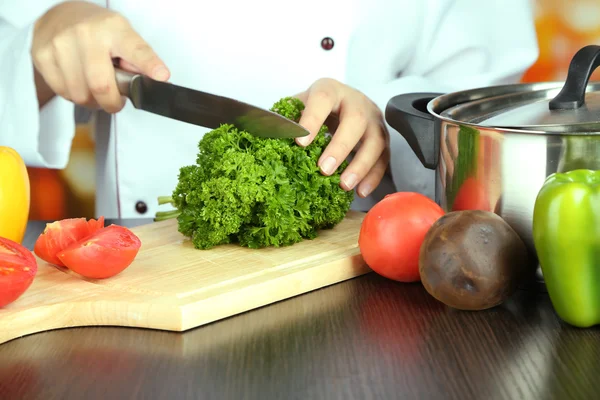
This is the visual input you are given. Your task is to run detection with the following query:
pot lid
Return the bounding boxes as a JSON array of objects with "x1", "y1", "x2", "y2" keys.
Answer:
[{"x1": 435, "y1": 45, "x2": 600, "y2": 134}]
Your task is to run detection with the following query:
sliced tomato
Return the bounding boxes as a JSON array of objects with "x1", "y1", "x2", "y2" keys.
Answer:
[
  {"x1": 0, "y1": 237, "x2": 38, "y2": 307},
  {"x1": 87, "y1": 216, "x2": 105, "y2": 232},
  {"x1": 57, "y1": 225, "x2": 141, "y2": 279},
  {"x1": 34, "y1": 217, "x2": 105, "y2": 267}
]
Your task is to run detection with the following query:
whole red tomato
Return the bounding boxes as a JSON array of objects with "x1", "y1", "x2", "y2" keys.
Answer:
[{"x1": 358, "y1": 192, "x2": 444, "y2": 282}]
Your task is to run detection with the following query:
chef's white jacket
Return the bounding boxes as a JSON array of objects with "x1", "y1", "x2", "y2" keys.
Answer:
[{"x1": 0, "y1": 0, "x2": 539, "y2": 218}]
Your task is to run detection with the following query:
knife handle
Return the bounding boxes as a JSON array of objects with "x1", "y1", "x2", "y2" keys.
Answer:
[{"x1": 114, "y1": 67, "x2": 136, "y2": 98}]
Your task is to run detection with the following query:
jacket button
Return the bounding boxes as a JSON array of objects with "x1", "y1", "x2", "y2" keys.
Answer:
[
  {"x1": 135, "y1": 201, "x2": 148, "y2": 214},
  {"x1": 321, "y1": 37, "x2": 334, "y2": 50}
]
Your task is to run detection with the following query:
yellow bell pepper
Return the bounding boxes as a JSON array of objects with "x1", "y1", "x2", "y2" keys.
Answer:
[{"x1": 0, "y1": 146, "x2": 30, "y2": 243}]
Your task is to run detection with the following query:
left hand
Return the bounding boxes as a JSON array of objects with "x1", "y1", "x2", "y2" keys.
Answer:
[{"x1": 294, "y1": 78, "x2": 390, "y2": 198}]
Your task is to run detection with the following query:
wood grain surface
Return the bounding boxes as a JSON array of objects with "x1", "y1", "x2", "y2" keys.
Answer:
[
  {"x1": 1, "y1": 219, "x2": 599, "y2": 400},
  {"x1": 0, "y1": 212, "x2": 369, "y2": 345}
]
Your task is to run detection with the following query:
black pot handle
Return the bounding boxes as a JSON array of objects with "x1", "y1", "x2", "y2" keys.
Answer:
[
  {"x1": 385, "y1": 93, "x2": 443, "y2": 170},
  {"x1": 549, "y1": 45, "x2": 600, "y2": 110}
]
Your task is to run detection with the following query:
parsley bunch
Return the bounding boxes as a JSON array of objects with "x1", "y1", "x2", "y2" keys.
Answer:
[{"x1": 155, "y1": 97, "x2": 355, "y2": 250}]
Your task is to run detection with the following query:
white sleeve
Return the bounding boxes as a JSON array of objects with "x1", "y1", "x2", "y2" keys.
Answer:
[
  {"x1": 361, "y1": 0, "x2": 540, "y2": 109},
  {"x1": 0, "y1": 2, "x2": 82, "y2": 169},
  {"x1": 355, "y1": 0, "x2": 540, "y2": 197}
]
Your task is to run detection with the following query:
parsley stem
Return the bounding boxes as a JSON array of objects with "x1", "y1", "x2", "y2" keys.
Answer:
[
  {"x1": 157, "y1": 196, "x2": 174, "y2": 205},
  {"x1": 154, "y1": 210, "x2": 180, "y2": 222}
]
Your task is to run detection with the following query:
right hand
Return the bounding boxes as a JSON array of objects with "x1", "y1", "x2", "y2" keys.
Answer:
[{"x1": 31, "y1": 1, "x2": 170, "y2": 113}]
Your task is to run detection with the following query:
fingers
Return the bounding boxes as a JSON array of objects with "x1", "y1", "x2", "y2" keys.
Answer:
[
  {"x1": 293, "y1": 91, "x2": 308, "y2": 104},
  {"x1": 293, "y1": 79, "x2": 390, "y2": 196},
  {"x1": 339, "y1": 121, "x2": 389, "y2": 194},
  {"x1": 357, "y1": 147, "x2": 390, "y2": 198},
  {"x1": 31, "y1": 2, "x2": 169, "y2": 114},
  {"x1": 51, "y1": 33, "x2": 89, "y2": 104},
  {"x1": 113, "y1": 29, "x2": 169, "y2": 81},
  {"x1": 118, "y1": 59, "x2": 143, "y2": 74},
  {"x1": 32, "y1": 48, "x2": 66, "y2": 100},
  {"x1": 78, "y1": 39, "x2": 125, "y2": 113},
  {"x1": 318, "y1": 101, "x2": 368, "y2": 177},
  {"x1": 296, "y1": 79, "x2": 341, "y2": 146}
]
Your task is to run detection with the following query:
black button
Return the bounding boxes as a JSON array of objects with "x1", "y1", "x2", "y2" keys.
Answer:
[
  {"x1": 135, "y1": 201, "x2": 148, "y2": 214},
  {"x1": 321, "y1": 37, "x2": 334, "y2": 50}
]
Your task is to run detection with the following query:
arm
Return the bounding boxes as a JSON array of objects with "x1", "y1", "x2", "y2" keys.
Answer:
[
  {"x1": 358, "y1": 0, "x2": 539, "y2": 195},
  {"x1": 0, "y1": 11, "x2": 76, "y2": 169},
  {"x1": 0, "y1": 0, "x2": 169, "y2": 169},
  {"x1": 363, "y1": 0, "x2": 539, "y2": 110},
  {"x1": 293, "y1": 0, "x2": 538, "y2": 200}
]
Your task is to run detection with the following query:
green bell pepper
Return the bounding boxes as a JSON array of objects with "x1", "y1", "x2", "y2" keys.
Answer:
[{"x1": 533, "y1": 169, "x2": 600, "y2": 328}]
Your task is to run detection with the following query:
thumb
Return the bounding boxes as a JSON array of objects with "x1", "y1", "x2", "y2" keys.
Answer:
[
  {"x1": 117, "y1": 59, "x2": 143, "y2": 74},
  {"x1": 112, "y1": 30, "x2": 170, "y2": 81}
]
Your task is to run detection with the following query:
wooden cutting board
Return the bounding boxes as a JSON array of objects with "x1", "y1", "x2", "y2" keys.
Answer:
[{"x1": 0, "y1": 211, "x2": 371, "y2": 345}]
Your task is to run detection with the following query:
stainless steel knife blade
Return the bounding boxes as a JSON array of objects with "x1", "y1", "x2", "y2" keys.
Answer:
[{"x1": 114, "y1": 68, "x2": 310, "y2": 139}]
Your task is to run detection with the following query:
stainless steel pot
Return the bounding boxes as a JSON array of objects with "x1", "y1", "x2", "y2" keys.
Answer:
[{"x1": 384, "y1": 44, "x2": 600, "y2": 263}]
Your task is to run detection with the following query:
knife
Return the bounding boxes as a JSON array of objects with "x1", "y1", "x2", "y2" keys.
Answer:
[{"x1": 113, "y1": 67, "x2": 310, "y2": 139}]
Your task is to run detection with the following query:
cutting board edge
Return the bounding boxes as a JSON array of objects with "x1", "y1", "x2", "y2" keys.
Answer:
[
  {"x1": 0, "y1": 256, "x2": 373, "y2": 345},
  {"x1": 177, "y1": 253, "x2": 373, "y2": 331},
  {"x1": 1, "y1": 210, "x2": 370, "y2": 345},
  {"x1": 0, "y1": 298, "x2": 186, "y2": 346}
]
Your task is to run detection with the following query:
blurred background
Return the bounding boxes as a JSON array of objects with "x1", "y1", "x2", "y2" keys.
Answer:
[{"x1": 25, "y1": 0, "x2": 600, "y2": 220}]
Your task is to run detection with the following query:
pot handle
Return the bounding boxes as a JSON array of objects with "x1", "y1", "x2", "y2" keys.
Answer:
[
  {"x1": 385, "y1": 93, "x2": 443, "y2": 170},
  {"x1": 549, "y1": 45, "x2": 600, "y2": 110}
]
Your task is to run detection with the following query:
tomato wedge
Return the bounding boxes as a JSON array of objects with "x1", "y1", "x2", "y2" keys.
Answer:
[
  {"x1": 0, "y1": 237, "x2": 38, "y2": 307},
  {"x1": 34, "y1": 217, "x2": 105, "y2": 267},
  {"x1": 56, "y1": 225, "x2": 141, "y2": 279}
]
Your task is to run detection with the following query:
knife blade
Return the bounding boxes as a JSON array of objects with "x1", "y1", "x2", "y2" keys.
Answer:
[{"x1": 113, "y1": 67, "x2": 310, "y2": 139}]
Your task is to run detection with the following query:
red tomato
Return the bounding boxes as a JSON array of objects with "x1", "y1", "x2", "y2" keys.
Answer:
[
  {"x1": 34, "y1": 216, "x2": 105, "y2": 267},
  {"x1": 0, "y1": 237, "x2": 38, "y2": 307},
  {"x1": 57, "y1": 225, "x2": 141, "y2": 279},
  {"x1": 451, "y1": 177, "x2": 490, "y2": 212},
  {"x1": 358, "y1": 192, "x2": 444, "y2": 282}
]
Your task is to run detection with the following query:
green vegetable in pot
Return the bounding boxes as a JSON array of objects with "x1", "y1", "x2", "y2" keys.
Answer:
[{"x1": 155, "y1": 97, "x2": 355, "y2": 250}]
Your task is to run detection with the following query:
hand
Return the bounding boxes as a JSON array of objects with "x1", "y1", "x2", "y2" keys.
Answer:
[
  {"x1": 295, "y1": 78, "x2": 390, "y2": 198},
  {"x1": 31, "y1": 1, "x2": 169, "y2": 112}
]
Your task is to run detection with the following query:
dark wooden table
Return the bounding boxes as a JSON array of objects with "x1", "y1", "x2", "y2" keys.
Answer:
[{"x1": 1, "y1": 220, "x2": 598, "y2": 400}]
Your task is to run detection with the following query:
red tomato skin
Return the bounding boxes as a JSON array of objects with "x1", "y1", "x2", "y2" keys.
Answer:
[
  {"x1": 359, "y1": 192, "x2": 444, "y2": 283},
  {"x1": 0, "y1": 237, "x2": 38, "y2": 308},
  {"x1": 57, "y1": 225, "x2": 141, "y2": 279},
  {"x1": 33, "y1": 217, "x2": 105, "y2": 267}
]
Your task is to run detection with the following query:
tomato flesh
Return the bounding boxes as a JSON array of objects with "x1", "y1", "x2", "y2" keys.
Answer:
[
  {"x1": 34, "y1": 217, "x2": 105, "y2": 267},
  {"x1": 0, "y1": 237, "x2": 38, "y2": 307},
  {"x1": 358, "y1": 192, "x2": 445, "y2": 282},
  {"x1": 57, "y1": 225, "x2": 141, "y2": 279}
]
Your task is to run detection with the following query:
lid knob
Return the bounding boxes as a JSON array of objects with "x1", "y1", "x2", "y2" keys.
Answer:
[{"x1": 549, "y1": 45, "x2": 600, "y2": 110}]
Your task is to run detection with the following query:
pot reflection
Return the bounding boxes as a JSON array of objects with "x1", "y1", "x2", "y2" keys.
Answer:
[
  {"x1": 557, "y1": 135, "x2": 600, "y2": 172},
  {"x1": 497, "y1": 132, "x2": 549, "y2": 255},
  {"x1": 438, "y1": 124, "x2": 546, "y2": 286},
  {"x1": 440, "y1": 125, "x2": 503, "y2": 213}
]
